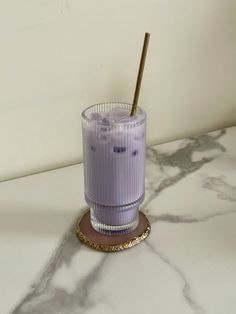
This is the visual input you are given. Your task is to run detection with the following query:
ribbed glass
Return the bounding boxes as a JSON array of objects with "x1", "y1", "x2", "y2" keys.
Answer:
[{"x1": 81, "y1": 102, "x2": 146, "y2": 234}]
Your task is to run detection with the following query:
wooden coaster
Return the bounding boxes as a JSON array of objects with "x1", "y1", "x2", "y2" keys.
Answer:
[{"x1": 76, "y1": 209, "x2": 151, "y2": 253}]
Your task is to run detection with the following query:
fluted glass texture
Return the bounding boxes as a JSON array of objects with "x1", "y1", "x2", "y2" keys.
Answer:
[{"x1": 82, "y1": 103, "x2": 146, "y2": 234}]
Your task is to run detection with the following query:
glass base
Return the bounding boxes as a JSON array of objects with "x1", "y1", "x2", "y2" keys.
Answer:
[
  {"x1": 77, "y1": 210, "x2": 151, "y2": 252},
  {"x1": 90, "y1": 207, "x2": 139, "y2": 235}
]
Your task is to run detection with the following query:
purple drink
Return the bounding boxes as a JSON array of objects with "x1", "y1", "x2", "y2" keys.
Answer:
[{"x1": 82, "y1": 103, "x2": 146, "y2": 234}]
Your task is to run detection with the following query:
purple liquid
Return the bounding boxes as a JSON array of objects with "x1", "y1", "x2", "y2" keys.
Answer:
[{"x1": 82, "y1": 105, "x2": 146, "y2": 234}]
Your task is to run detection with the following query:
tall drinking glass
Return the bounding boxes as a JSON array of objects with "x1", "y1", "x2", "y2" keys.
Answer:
[{"x1": 82, "y1": 102, "x2": 146, "y2": 234}]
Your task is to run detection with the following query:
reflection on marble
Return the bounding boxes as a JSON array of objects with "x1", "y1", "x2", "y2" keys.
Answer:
[{"x1": 6, "y1": 126, "x2": 236, "y2": 313}]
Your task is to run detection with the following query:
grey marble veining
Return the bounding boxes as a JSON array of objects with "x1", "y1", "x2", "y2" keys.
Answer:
[
  {"x1": 11, "y1": 220, "x2": 108, "y2": 314},
  {"x1": 7, "y1": 126, "x2": 236, "y2": 314},
  {"x1": 144, "y1": 129, "x2": 226, "y2": 211},
  {"x1": 202, "y1": 176, "x2": 236, "y2": 202},
  {"x1": 146, "y1": 241, "x2": 205, "y2": 314}
]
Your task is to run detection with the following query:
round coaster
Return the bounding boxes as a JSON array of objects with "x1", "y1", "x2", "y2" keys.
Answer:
[{"x1": 76, "y1": 209, "x2": 151, "y2": 252}]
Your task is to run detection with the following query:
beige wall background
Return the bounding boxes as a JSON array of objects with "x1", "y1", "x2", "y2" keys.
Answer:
[{"x1": 0, "y1": 0, "x2": 236, "y2": 181}]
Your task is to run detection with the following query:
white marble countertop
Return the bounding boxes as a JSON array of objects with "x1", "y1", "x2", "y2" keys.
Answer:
[{"x1": 1, "y1": 126, "x2": 236, "y2": 314}]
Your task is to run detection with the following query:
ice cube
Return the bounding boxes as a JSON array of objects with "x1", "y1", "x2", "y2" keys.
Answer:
[
  {"x1": 101, "y1": 117, "x2": 110, "y2": 124},
  {"x1": 109, "y1": 108, "x2": 130, "y2": 123},
  {"x1": 89, "y1": 112, "x2": 103, "y2": 121}
]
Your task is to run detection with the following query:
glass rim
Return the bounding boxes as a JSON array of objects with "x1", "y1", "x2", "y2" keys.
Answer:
[{"x1": 81, "y1": 102, "x2": 146, "y2": 126}]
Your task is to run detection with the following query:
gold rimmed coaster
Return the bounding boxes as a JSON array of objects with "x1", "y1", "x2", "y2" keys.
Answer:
[{"x1": 76, "y1": 209, "x2": 151, "y2": 253}]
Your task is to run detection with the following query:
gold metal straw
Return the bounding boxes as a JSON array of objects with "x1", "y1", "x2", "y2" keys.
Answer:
[{"x1": 130, "y1": 32, "x2": 150, "y2": 116}]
